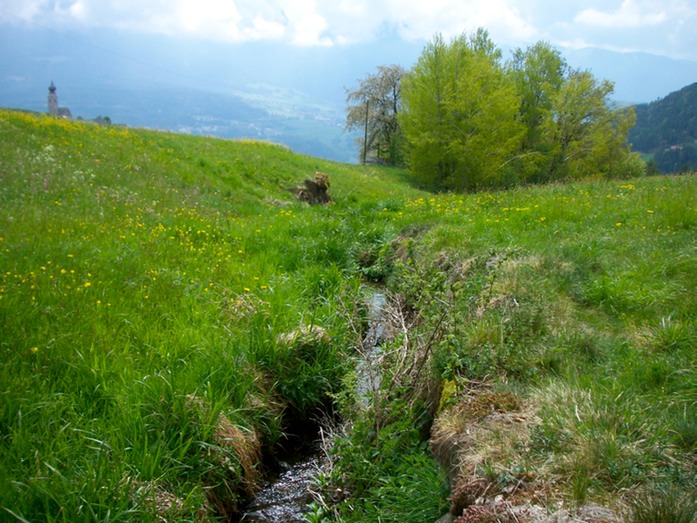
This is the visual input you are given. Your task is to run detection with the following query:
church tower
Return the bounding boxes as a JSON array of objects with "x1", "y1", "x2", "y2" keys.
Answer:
[{"x1": 48, "y1": 81, "x2": 58, "y2": 116}]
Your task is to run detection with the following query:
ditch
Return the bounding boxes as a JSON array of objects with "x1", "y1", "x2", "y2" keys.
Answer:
[{"x1": 240, "y1": 289, "x2": 387, "y2": 522}]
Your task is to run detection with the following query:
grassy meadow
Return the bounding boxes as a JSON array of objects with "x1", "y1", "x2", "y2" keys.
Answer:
[{"x1": 0, "y1": 109, "x2": 695, "y2": 522}]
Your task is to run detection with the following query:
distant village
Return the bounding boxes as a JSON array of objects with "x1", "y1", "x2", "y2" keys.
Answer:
[{"x1": 47, "y1": 81, "x2": 111, "y2": 125}]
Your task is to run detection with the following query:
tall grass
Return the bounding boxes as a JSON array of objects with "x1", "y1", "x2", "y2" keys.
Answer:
[
  {"x1": 1, "y1": 109, "x2": 695, "y2": 520},
  {"x1": 389, "y1": 176, "x2": 695, "y2": 512},
  {"x1": 0, "y1": 110, "x2": 420, "y2": 521}
]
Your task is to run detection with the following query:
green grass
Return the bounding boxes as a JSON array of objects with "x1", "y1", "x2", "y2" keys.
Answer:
[
  {"x1": 388, "y1": 178, "x2": 695, "y2": 513},
  {"x1": 1, "y1": 109, "x2": 695, "y2": 521},
  {"x1": 0, "y1": 110, "x2": 423, "y2": 521}
]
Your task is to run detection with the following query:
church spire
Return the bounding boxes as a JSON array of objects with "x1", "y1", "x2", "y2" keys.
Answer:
[
  {"x1": 48, "y1": 81, "x2": 58, "y2": 115},
  {"x1": 47, "y1": 81, "x2": 72, "y2": 119}
]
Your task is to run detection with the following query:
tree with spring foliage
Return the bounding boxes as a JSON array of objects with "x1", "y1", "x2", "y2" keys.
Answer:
[
  {"x1": 508, "y1": 42, "x2": 568, "y2": 183},
  {"x1": 399, "y1": 30, "x2": 524, "y2": 191},
  {"x1": 345, "y1": 64, "x2": 406, "y2": 165},
  {"x1": 398, "y1": 31, "x2": 639, "y2": 191},
  {"x1": 544, "y1": 70, "x2": 636, "y2": 180},
  {"x1": 509, "y1": 41, "x2": 637, "y2": 182}
]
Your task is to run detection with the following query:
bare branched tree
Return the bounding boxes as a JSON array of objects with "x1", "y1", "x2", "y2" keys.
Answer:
[{"x1": 345, "y1": 64, "x2": 406, "y2": 165}]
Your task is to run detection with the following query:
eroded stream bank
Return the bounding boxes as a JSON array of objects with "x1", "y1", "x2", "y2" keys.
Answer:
[{"x1": 240, "y1": 290, "x2": 387, "y2": 522}]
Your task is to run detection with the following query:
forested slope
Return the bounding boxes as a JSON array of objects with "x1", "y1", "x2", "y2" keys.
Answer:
[{"x1": 630, "y1": 82, "x2": 697, "y2": 172}]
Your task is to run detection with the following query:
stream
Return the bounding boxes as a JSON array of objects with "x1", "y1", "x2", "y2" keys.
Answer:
[
  {"x1": 241, "y1": 442, "x2": 323, "y2": 522},
  {"x1": 240, "y1": 290, "x2": 386, "y2": 522}
]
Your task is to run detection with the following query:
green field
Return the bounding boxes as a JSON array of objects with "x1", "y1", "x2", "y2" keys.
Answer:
[{"x1": 1, "y1": 110, "x2": 695, "y2": 522}]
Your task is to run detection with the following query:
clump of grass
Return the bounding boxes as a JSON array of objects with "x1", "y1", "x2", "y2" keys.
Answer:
[
  {"x1": 625, "y1": 485, "x2": 697, "y2": 523},
  {"x1": 649, "y1": 315, "x2": 695, "y2": 354}
]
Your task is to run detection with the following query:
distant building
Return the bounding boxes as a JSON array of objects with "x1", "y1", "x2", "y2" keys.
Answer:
[{"x1": 48, "y1": 81, "x2": 72, "y2": 119}]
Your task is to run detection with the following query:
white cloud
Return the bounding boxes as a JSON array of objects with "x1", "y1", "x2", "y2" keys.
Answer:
[
  {"x1": 0, "y1": 0, "x2": 43, "y2": 23},
  {"x1": 575, "y1": 0, "x2": 667, "y2": 28},
  {"x1": 0, "y1": 0, "x2": 537, "y2": 45},
  {"x1": 1, "y1": 0, "x2": 695, "y2": 60},
  {"x1": 387, "y1": 0, "x2": 537, "y2": 42},
  {"x1": 280, "y1": 0, "x2": 332, "y2": 46}
]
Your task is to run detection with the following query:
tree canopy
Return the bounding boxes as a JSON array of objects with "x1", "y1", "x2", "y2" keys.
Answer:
[
  {"x1": 347, "y1": 31, "x2": 642, "y2": 191},
  {"x1": 399, "y1": 31, "x2": 523, "y2": 191}
]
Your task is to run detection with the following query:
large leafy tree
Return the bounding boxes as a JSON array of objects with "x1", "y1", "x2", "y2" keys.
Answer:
[
  {"x1": 544, "y1": 71, "x2": 636, "y2": 180},
  {"x1": 399, "y1": 30, "x2": 523, "y2": 191},
  {"x1": 345, "y1": 64, "x2": 406, "y2": 165},
  {"x1": 508, "y1": 42, "x2": 567, "y2": 182},
  {"x1": 509, "y1": 42, "x2": 636, "y2": 182},
  {"x1": 509, "y1": 42, "x2": 567, "y2": 150},
  {"x1": 367, "y1": 31, "x2": 638, "y2": 191}
]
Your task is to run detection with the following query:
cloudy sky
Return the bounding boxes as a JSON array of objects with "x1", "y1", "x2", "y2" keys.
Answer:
[{"x1": 2, "y1": 0, "x2": 696, "y2": 60}]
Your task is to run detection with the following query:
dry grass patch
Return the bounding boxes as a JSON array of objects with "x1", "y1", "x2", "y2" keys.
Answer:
[
  {"x1": 130, "y1": 478, "x2": 210, "y2": 522},
  {"x1": 430, "y1": 383, "x2": 545, "y2": 513},
  {"x1": 431, "y1": 382, "x2": 625, "y2": 521},
  {"x1": 211, "y1": 410, "x2": 262, "y2": 494},
  {"x1": 185, "y1": 395, "x2": 262, "y2": 502}
]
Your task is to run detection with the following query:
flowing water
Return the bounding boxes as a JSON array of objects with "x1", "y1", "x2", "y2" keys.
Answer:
[
  {"x1": 240, "y1": 290, "x2": 386, "y2": 522},
  {"x1": 241, "y1": 445, "x2": 322, "y2": 522},
  {"x1": 355, "y1": 290, "x2": 387, "y2": 406}
]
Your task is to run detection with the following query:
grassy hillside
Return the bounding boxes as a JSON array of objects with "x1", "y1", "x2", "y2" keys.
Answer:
[{"x1": 1, "y1": 110, "x2": 695, "y2": 522}]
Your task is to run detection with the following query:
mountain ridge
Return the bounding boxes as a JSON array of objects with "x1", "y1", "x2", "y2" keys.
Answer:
[{"x1": 630, "y1": 82, "x2": 697, "y2": 172}]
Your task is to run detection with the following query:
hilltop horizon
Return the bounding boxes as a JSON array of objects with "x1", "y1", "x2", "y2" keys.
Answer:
[{"x1": 1, "y1": 24, "x2": 695, "y2": 163}]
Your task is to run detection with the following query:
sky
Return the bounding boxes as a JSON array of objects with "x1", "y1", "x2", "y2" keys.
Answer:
[{"x1": 2, "y1": 0, "x2": 696, "y2": 61}]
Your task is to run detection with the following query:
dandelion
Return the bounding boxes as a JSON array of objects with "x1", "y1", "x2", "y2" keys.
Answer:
[
  {"x1": 84, "y1": 282, "x2": 91, "y2": 288},
  {"x1": 243, "y1": 287, "x2": 250, "y2": 292},
  {"x1": 31, "y1": 347, "x2": 38, "y2": 354},
  {"x1": 615, "y1": 222, "x2": 622, "y2": 227}
]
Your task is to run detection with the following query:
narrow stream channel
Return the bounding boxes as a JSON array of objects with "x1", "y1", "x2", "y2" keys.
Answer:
[
  {"x1": 240, "y1": 290, "x2": 386, "y2": 522},
  {"x1": 241, "y1": 442, "x2": 323, "y2": 522}
]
